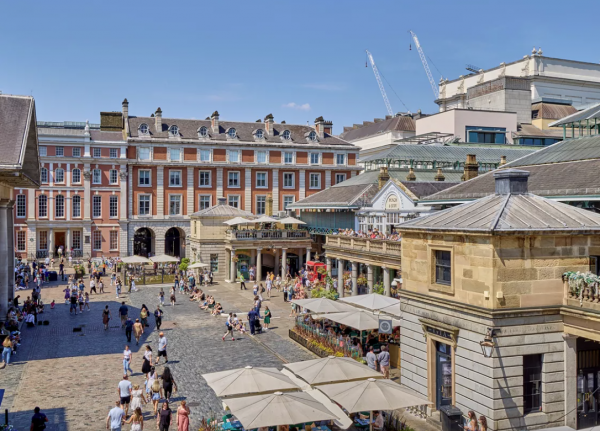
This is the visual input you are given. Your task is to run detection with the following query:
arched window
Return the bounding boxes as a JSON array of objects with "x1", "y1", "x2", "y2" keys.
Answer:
[
  {"x1": 282, "y1": 130, "x2": 291, "y2": 140},
  {"x1": 55, "y1": 195, "x2": 65, "y2": 218},
  {"x1": 72, "y1": 168, "x2": 81, "y2": 183},
  {"x1": 41, "y1": 167, "x2": 48, "y2": 183},
  {"x1": 198, "y1": 126, "x2": 208, "y2": 138},
  {"x1": 168, "y1": 125, "x2": 179, "y2": 137},
  {"x1": 139, "y1": 123, "x2": 149, "y2": 135},
  {"x1": 255, "y1": 129, "x2": 264, "y2": 139},
  {"x1": 38, "y1": 195, "x2": 48, "y2": 218},
  {"x1": 227, "y1": 128, "x2": 237, "y2": 138}
]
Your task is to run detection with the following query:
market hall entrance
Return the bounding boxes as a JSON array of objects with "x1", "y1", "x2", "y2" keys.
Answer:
[
  {"x1": 134, "y1": 228, "x2": 153, "y2": 257},
  {"x1": 165, "y1": 227, "x2": 184, "y2": 257},
  {"x1": 54, "y1": 231, "x2": 65, "y2": 254},
  {"x1": 577, "y1": 338, "x2": 600, "y2": 429},
  {"x1": 436, "y1": 341, "x2": 453, "y2": 410}
]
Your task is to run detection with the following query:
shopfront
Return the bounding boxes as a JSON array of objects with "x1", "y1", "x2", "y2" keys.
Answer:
[{"x1": 577, "y1": 337, "x2": 600, "y2": 429}]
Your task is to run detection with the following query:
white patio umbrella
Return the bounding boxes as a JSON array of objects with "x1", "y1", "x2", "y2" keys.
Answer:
[
  {"x1": 284, "y1": 356, "x2": 381, "y2": 386},
  {"x1": 339, "y1": 293, "x2": 400, "y2": 311},
  {"x1": 121, "y1": 255, "x2": 152, "y2": 264},
  {"x1": 254, "y1": 215, "x2": 278, "y2": 223},
  {"x1": 188, "y1": 262, "x2": 209, "y2": 269},
  {"x1": 278, "y1": 216, "x2": 306, "y2": 225},
  {"x1": 150, "y1": 254, "x2": 179, "y2": 263},
  {"x1": 224, "y1": 391, "x2": 337, "y2": 429},
  {"x1": 202, "y1": 366, "x2": 299, "y2": 397},
  {"x1": 224, "y1": 217, "x2": 254, "y2": 226},
  {"x1": 311, "y1": 310, "x2": 401, "y2": 332},
  {"x1": 292, "y1": 298, "x2": 357, "y2": 314},
  {"x1": 318, "y1": 378, "x2": 432, "y2": 431}
]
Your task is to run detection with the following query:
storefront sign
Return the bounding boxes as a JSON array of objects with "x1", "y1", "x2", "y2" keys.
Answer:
[
  {"x1": 426, "y1": 326, "x2": 453, "y2": 340},
  {"x1": 419, "y1": 317, "x2": 460, "y2": 346},
  {"x1": 379, "y1": 319, "x2": 392, "y2": 334},
  {"x1": 385, "y1": 194, "x2": 400, "y2": 210}
]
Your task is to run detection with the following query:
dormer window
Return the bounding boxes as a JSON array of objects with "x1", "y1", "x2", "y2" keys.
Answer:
[
  {"x1": 139, "y1": 123, "x2": 149, "y2": 135},
  {"x1": 308, "y1": 131, "x2": 318, "y2": 142},
  {"x1": 227, "y1": 128, "x2": 237, "y2": 139},
  {"x1": 198, "y1": 126, "x2": 208, "y2": 138},
  {"x1": 255, "y1": 129, "x2": 264, "y2": 139},
  {"x1": 282, "y1": 130, "x2": 291, "y2": 141},
  {"x1": 168, "y1": 125, "x2": 179, "y2": 137}
]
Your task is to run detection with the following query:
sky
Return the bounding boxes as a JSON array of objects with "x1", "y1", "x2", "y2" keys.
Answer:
[{"x1": 1, "y1": 0, "x2": 598, "y2": 134}]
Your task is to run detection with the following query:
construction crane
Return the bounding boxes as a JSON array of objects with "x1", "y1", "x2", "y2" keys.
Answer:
[
  {"x1": 409, "y1": 30, "x2": 439, "y2": 100},
  {"x1": 366, "y1": 50, "x2": 394, "y2": 117}
]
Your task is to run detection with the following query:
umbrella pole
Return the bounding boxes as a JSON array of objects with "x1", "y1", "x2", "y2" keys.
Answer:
[{"x1": 370, "y1": 411, "x2": 373, "y2": 431}]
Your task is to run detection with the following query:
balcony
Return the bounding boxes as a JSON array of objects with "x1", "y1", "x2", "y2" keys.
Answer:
[
  {"x1": 226, "y1": 229, "x2": 310, "y2": 241},
  {"x1": 325, "y1": 235, "x2": 402, "y2": 258}
]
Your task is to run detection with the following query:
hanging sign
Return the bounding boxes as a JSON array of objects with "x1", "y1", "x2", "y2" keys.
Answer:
[{"x1": 379, "y1": 319, "x2": 392, "y2": 334}]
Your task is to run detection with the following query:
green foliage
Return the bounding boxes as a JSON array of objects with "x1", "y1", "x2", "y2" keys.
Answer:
[
  {"x1": 316, "y1": 266, "x2": 328, "y2": 276},
  {"x1": 311, "y1": 287, "x2": 338, "y2": 300},
  {"x1": 373, "y1": 282, "x2": 385, "y2": 295},
  {"x1": 179, "y1": 257, "x2": 190, "y2": 271},
  {"x1": 73, "y1": 264, "x2": 85, "y2": 275}
]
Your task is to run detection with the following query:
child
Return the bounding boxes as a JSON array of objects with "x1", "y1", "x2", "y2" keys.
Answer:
[
  {"x1": 170, "y1": 290, "x2": 176, "y2": 307},
  {"x1": 50, "y1": 299, "x2": 55, "y2": 309},
  {"x1": 159, "y1": 289, "x2": 165, "y2": 306},
  {"x1": 84, "y1": 293, "x2": 90, "y2": 311}
]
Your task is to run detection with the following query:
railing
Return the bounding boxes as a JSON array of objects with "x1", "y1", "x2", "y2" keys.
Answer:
[
  {"x1": 226, "y1": 229, "x2": 310, "y2": 240},
  {"x1": 325, "y1": 235, "x2": 402, "y2": 256},
  {"x1": 32, "y1": 250, "x2": 84, "y2": 260}
]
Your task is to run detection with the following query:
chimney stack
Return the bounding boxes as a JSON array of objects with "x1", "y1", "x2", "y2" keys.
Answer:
[
  {"x1": 122, "y1": 98, "x2": 129, "y2": 119},
  {"x1": 314, "y1": 116, "x2": 332, "y2": 138},
  {"x1": 211, "y1": 111, "x2": 220, "y2": 133},
  {"x1": 434, "y1": 168, "x2": 445, "y2": 182},
  {"x1": 264, "y1": 113, "x2": 274, "y2": 136},
  {"x1": 494, "y1": 169, "x2": 529, "y2": 195},
  {"x1": 406, "y1": 167, "x2": 416, "y2": 182},
  {"x1": 155, "y1": 107, "x2": 163, "y2": 132},
  {"x1": 500, "y1": 155, "x2": 507, "y2": 166},
  {"x1": 217, "y1": 197, "x2": 227, "y2": 206},
  {"x1": 462, "y1": 154, "x2": 479, "y2": 181},
  {"x1": 378, "y1": 166, "x2": 390, "y2": 190}
]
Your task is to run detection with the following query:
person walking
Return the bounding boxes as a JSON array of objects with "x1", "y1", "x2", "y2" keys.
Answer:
[
  {"x1": 99, "y1": 278, "x2": 105, "y2": 294},
  {"x1": 158, "y1": 289, "x2": 165, "y2": 306},
  {"x1": 157, "y1": 402, "x2": 173, "y2": 431},
  {"x1": 133, "y1": 318, "x2": 144, "y2": 345},
  {"x1": 478, "y1": 416, "x2": 488, "y2": 431},
  {"x1": 247, "y1": 308, "x2": 259, "y2": 335},
  {"x1": 239, "y1": 273, "x2": 247, "y2": 290},
  {"x1": 378, "y1": 345, "x2": 390, "y2": 379},
  {"x1": 125, "y1": 317, "x2": 134, "y2": 343},
  {"x1": 263, "y1": 306, "x2": 272, "y2": 330},
  {"x1": 140, "y1": 305, "x2": 149, "y2": 327},
  {"x1": 2, "y1": 336, "x2": 12, "y2": 366},
  {"x1": 142, "y1": 345, "x2": 153, "y2": 374},
  {"x1": 125, "y1": 407, "x2": 144, "y2": 431},
  {"x1": 465, "y1": 411, "x2": 478, "y2": 431},
  {"x1": 130, "y1": 385, "x2": 146, "y2": 414},
  {"x1": 106, "y1": 400, "x2": 125, "y2": 431},
  {"x1": 69, "y1": 292, "x2": 78, "y2": 315},
  {"x1": 161, "y1": 367, "x2": 178, "y2": 402},
  {"x1": 30, "y1": 406, "x2": 49, "y2": 431},
  {"x1": 154, "y1": 306, "x2": 163, "y2": 331},
  {"x1": 176, "y1": 401, "x2": 191, "y2": 431},
  {"x1": 119, "y1": 302, "x2": 129, "y2": 328},
  {"x1": 117, "y1": 375, "x2": 133, "y2": 420},
  {"x1": 84, "y1": 292, "x2": 91, "y2": 311},
  {"x1": 222, "y1": 313, "x2": 235, "y2": 341},
  {"x1": 170, "y1": 288, "x2": 176, "y2": 307},
  {"x1": 149, "y1": 375, "x2": 161, "y2": 416},
  {"x1": 366, "y1": 346, "x2": 378, "y2": 371},
  {"x1": 90, "y1": 278, "x2": 97, "y2": 294},
  {"x1": 156, "y1": 332, "x2": 168, "y2": 365},
  {"x1": 123, "y1": 345, "x2": 134, "y2": 376},
  {"x1": 103, "y1": 305, "x2": 112, "y2": 330}
]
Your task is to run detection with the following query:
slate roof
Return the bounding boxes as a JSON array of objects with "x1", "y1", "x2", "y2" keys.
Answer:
[
  {"x1": 340, "y1": 116, "x2": 415, "y2": 142},
  {"x1": 401, "y1": 181, "x2": 457, "y2": 199},
  {"x1": 531, "y1": 102, "x2": 577, "y2": 120},
  {"x1": 513, "y1": 124, "x2": 564, "y2": 138},
  {"x1": 90, "y1": 130, "x2": 125, "y2": 142},
  {"x1": 127, "y1": 116, "x2": 352, "y2": 147},
  {"x1": 288, "y1": 184, "x2": 379, "y2": 209},
  {"x1": 191, "y1": 201, "x2": 254, "y2": 218}
]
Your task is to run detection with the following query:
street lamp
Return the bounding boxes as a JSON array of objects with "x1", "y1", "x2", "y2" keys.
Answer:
[{"x1": 480, "y1": 328, "x2": 497, "y2": 358}]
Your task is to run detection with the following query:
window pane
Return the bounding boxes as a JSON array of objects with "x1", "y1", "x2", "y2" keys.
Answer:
[
  {"x1": 435, "y1": 250, "x2": 451, "y2": 285},
  {"x1": 210, "y1": 254, "x2": 219, "y2": 272},
  {"x1": 110, "y1": 148, "x2": 118, "y2": 158},
  {"x1": 93, "y1": 196, "x2": 102, "y2": 218},
  {"x1": 200, "y1": 150, "x2": 211, "y2": 161},
  {"x1": 73, "y1": 148, "x2": 81, "y2": 157},
  {"x1": 110, "y1": 195, "x2": 118, "y2": 217},
  {"x1": 72, "y1": 196, "x2": 81, "y2": 218},
  {"x1": 16, "y1": 195, "x2": 26, "y2": 218},
  {"x1": 524, "y1": 355, "x2": 543, "y2": 413},
  {"x1": 228, "y1": 195, "x2": 239, "y2": 208},
  {"x1": 170, "y1": 148, "x2": 181, "y2": 161},
  {"x1": 72, "y1": 169, "x2": 81, "y2": 183},
  {"x1": 139, "y1": 148, "x2": 151, "y2": 160}
]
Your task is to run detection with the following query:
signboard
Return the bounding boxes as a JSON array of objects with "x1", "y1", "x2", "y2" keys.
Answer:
[
  {"x1": 426, "y1": 326, "x2": 453, "y2": 340},
  {"x1": 379, "y1": 319, "x2": 392, "y2": 334},
  {"x1": 385, "y1": 194, "x2": 400, "y2": 211}
]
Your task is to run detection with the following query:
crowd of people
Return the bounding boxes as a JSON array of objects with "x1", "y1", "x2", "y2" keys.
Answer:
[{"x1": 331, "y1": 228, "x2": 401, "y2": 241}]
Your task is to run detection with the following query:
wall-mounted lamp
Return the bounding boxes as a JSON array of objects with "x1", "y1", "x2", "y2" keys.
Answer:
[{"x1": 480, "y1": 328, "x2": 497, "y2": 358}]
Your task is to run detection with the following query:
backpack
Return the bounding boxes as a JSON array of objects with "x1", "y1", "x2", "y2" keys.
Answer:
[{"x1": 261, "y1": 286, "x2": 265, "y2": 293}]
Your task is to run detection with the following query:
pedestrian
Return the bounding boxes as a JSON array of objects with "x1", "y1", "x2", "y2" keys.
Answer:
[
  {"x1": 239, "y1": 273, "x2": 247, "y2": 290},
  {"x1": 140, "y1": 304, "x2": 149, "y2": 327},
  {"x1": 150, "y1": 377, "x2": 161, "y2": 416},
  {"x1": 106, "y1": 400, "x2": 125, "y2": 431},
  {"x1": 99, "y1": 278, "x2": 105, "y2": 294},
  {"x1": 2, "y1": 336, "x2": 12, "y2": 366},
  {"x1": 78, "y1": 291, "x2": 85, "y2": 312},
  {"x1": 161, "y1": 366, "x2": 178, "y2": 402},
  {"x1": 465, "y1": 411, "x2": 478, "y2": 431},
  {"x1": 123, "y1": 345, "x2": 133, "y2": 376},
  {"x1": 170, "y1": 289, "x2": 176, "y2": 307},
  {"x1": 128, "y1": 277, "x2": 133, "y2": 293},
  {"x1": 378, "y1": 345, "x2": 390, "y2": 379},
  {"x1": 142, "y1": 345, "x2": 153, "y2": 374},
  {"x1": 283, "y1": 283, "x2": 288, "y2": 303},
  {"x1": 125, "y1": 317, "x2": 134, "y2": 343},
  {"x1": 103, "y1": 305, "x2": 112, "y2": 330},
  {"x1": 159, "y1": 289, "x2": 165, "y2": 306},
  {"x1": 479, "y1": 416, "x2": 488, "y2": 431},
  {"x1": 366, "y1": 346, "x2": 378, "y2": 371},
  {"x1": 116, "y1": 278, "x2": 121, "y2": 298},
  {"x1": 133, "y1": 318, "x2": 144, "y2": 345},
  {"x1": 84, "y1": 292, "x2": 90, "y2": 311},
  {"x1": 222, "y1": 313, "x2": 235, "y2": 341},
  {"x1": 156, "y1": 332, "x2": 168, "y2": 364},
  {"x1": 177, "y1": 401, "x2": 191, "y2": 431},
  {"x1": 266, "y1": 277, "x2": 272, "y2": 298},
  {"x1": 111, "y1": 271, "x2": 116, "y2": 286},
  {"x1": 154, "y1": 306, "x2": 163, "y2": 331},
  {"x1": 30, "y1": 406, "x2": 49, "y2": 431},
  {"x1": 117, "y1": 375, "x2": 132, "y2": 420},
  {"x1": 70, "y1": 292, "x2": 78, "y2": 315},
  {"x1": 263, "y1": 306, "x2": 271, "y2": 330},
  {"x1": 90, "y1": 278, "x2": 97, "y2": 294},
  {"x1": 119, "y1": 301, "x2": 128, "y2": 328},
  {"x1": 59, "y1": 261, "x2": 65, "y2": 281},
  {"x1": 125, "y1": 407, "x2": 144, "y2": 431},
  {"x1": 157, "y1": 402, "x2": 172, "y2": 431},
  {"x1": 247, "y1": 308, "x2": 259, "y2": 335},
  {"x1": 130, "y1": 385, "x2": 146, "y2": 413}
]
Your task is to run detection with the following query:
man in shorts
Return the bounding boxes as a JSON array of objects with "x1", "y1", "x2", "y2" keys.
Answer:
[
  {"x1": 156, "y1": 332, "x2": 168, "y2": 365},
  {"x1": 69, "y1": 292, "x2": 78, "y2": 315},
  {"x1": 117, "y1": 375, "x2": 132, "y2": 419}
]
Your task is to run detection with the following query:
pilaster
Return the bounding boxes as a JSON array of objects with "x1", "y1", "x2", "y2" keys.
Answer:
[
  {"x1": 157, "y1": 166, "x2": 164, "y2": 218},
  {"x1": 325, "y1": 169, "x2": 332, "y2": 189},
  {"x1": 128, "y1": 165, "x2": 133, "y2": 219},
  {"x1": 337, "y1": 258, "x2": 345, "y2": 298},
  {"x1": 217, "y1": 168, "x2": 224, "y2": 199},
  {"x1": 187, "y1": 167, "x2": 194, "y2": 215},
  {"x1": 83, "y1": 166, "x2": 91, "y2": 220},
  {"x1": 272, "y1": 168, "x2": 279, "y2": 213},
  {"x1": 351, "y1": 261, "x2": 358, "y2": 296},
  {"x1": 245, "y1": 168, "x2": 252, "y2": 212},
  {"x1": 299, "y1": 169, "x2": 306, "y2": 200},
  {"x1": 0, "y1": 200, "x2": 10, "y2": 317}
]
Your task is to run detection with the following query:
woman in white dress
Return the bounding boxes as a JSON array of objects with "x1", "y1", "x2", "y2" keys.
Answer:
[
  {"x1": 130, "y1": 384, "x2": 146, "y2": 411},
  {"x1": 125, "y1": 407, "x2": 144, "y2": 430}
]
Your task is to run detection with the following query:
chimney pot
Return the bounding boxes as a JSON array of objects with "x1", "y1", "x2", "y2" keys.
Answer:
[
  {"x1": 155, "y1": 107, "x2": 163, "y2": 132},
  {"x1": 434, "y1": 168, "x2": 445, "y2": 182},
  {"x1": 377, "y1": 166, "x2": 390, "y2": 190},
  {"x1": 122, "y1": 98, "x2": 129, "y2": 119},
  {"x1": 406, "y1": 167, "x2": 416, "y2": 182},
  {"x1": 463, "y1": 154, "x2": 479, "y2": 181},
  {"x1": 264, "y1": 113, "x2": 274, "y2": 136},
  {"x1": 500, "y1": 155, "x2": 507, "y2": 166},
  {"x1": 211, "y1": 111, "x2": 220, "y2": 133},
  {"x1": 493, "y1": 169, "x2": 530, "y2": 195}
]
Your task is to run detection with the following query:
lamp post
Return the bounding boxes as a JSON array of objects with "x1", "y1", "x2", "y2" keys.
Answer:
[{"x1": 480, "y1": 328, "x2": 497, "y2": 358}]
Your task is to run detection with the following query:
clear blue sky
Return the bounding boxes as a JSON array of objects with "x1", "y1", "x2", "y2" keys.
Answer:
[{"x1": 1, "y1": 0, "x2": 597, "y2": 133}]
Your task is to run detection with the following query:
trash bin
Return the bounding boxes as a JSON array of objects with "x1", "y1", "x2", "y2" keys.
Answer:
[
  {"x1": 48, "y1": 271, "x2": 58, "y2": 282},
  {"x1": 439, "y1": 405, "x2": 463, "y2": 431}
]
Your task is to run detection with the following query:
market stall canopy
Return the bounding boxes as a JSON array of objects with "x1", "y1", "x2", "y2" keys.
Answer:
[
  {"x1": 224, "y1": 217, "x2": 254, "y2": 226},
  {"x1": 150, "y1": 254, "x2": 179, "y2": 263},
  {"x1": 339, "y1": 293, "x2": 400, "y2": 311},
  {"x1": 292, "y1": 298, "x2": 357, "y2": 314},
  {"x1": 278, "y1": 216, "x2": 306, "y2": 225},
  {"x1": 224, "y1": 391, "x2": 337, "y2": 429},
  {"x1": 312, "y1": 310, "x2": 402, "y2": 331},
  {"x1": 318, "y1": 378, "x2": 431, "y2": 412},
  {"x1": 202, "y1": 366, "x2": 299, "y2": 397},
  {"x1": 188, "y1": 262, "x2": 210, "y2": 269},
  {"x1": 284, "y1": 356, "x2": 381, "y2": 386},
  {"x1": 121, "y1": 255, "x2": 152, "y2": 264},
  {"x1": 254, "y1": 215, "x2": 278, "y2": 223}
]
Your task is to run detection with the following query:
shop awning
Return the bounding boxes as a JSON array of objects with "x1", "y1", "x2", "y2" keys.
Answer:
[
  {"x1": 311, "y1": 310, "x2": 401, "y2": 331},
  {"x1": 202, "y1": 366, "x2": 299, "y2": 398},
  {"x1": 339, "y1": 293, "x2": 400, "y2": 311},
  {"x1": 284, "y1": 356, "x2": 382, "y2": 386},
  {"x1": 292, "y1": 298, "x2": 356, "y2": 314}
]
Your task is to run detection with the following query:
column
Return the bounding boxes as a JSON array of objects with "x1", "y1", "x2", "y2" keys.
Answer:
[
  {"x1": 157, "y1": 166, "x2": 164, "y2": 218},
  {"x1": 6, "y1": 201, "x2": 15, "y2": 309},
  {"x1": 127, "y1": 165, "x2": 133, "y2": 219},
  {"x1": 244, "y1": 168, "x2": 252, "y2": 212},
  {"x1": 326, "y1": 257, "x2": 332, "y2": 277},
  {"x1": 306, "y1": 247, "x2": 311, "y2": 263},
  {"x1": 27, "y1": 190, "x2": 35, "y2": 220},
  {"x1": 367, "y1": 264, "x2": 374, "y2": 294},
  {"x1": 83, "y1": 167, "x2": 91, "y2": 219},
  {"x1": 325, "y1": 169, "x2": 332, "y2": 189},
  {"x1": 66, "y1": 228, "x2": 71, "y2": 251},
  {"x1": 120, "y1": 168, "x2": 129, "y2": 255},
  {"x1": 274, "y1": 249, "x2": 280, "y2": 276},
  {"x1": 299, "y1": 170, "x2": 306, "y2": 200},
  {"x1": 229, "y1": 249, "x2": 237, "y2": 282},
  {"x1": 256, "y1": 248, "x2": 262, "y2": 281},
  {"x1": 282, "y1": 248, "x2": 288, "y2": 276},
  {"x1": 351, "y1": 261, "x2": 358, "y2": 296},
  {"x1": 186, "y1": 167, "x2": 194, "y2": 215},
  {"x1": 564, "y1": 334, "x2": 577, "y2": 429},
  {"x1": 272, "y1": 168, "x2": 279, "y2": 213},
  {"x1": 48, "y1": 228, "x2": 54, "y2": 256},
  {"x1": 337, "y1": 258, "x2": 345, "y2": 298},
  {"x1": 383, "y1": 266, "x2": 391, "y2": 296},
  {"x1": 0, "y1": 201, "x2": 10, "y2": 317}
]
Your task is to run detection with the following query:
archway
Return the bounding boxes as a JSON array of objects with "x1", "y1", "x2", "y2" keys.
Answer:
[
  {"x1": 165, "y1": 227, "x2": 182, "y2": 257},
  {"x1": 134, "y1": 228, "x2": 153, "y2": 257}
]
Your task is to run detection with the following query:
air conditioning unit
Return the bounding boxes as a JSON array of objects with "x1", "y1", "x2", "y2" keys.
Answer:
[{"x1": 278, "y1": 211, "x2": 287, "y2": 218}]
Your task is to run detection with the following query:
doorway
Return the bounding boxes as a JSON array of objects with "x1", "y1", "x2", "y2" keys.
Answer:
[
  {"x1": 436, "y1": 341, "x2": 453, "y2": 409},
  {"x1": 577, "y1": 338, "x2": 600, "y2": 428},
  {"x1": 134, "y1": 228, "x2": 153, "y2": 257},
  {"x1": 54, "y1": 231, "x2": 66, "y2": 254},
  {"x1": 165, "y1": 228, "x2": 181, "y2": 257}
]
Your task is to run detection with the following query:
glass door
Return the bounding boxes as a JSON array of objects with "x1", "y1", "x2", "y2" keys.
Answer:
[
  {"x1": 578, "y1": 370, "x2": 600, "y2": 429},
  {"x1": 436, "y1": 342, "x2": 453, "y2": 409}
]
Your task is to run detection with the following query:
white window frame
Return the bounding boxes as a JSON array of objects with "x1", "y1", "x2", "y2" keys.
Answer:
[
  {"x1": 256, "y1": 195, "x2": 267, "y2": 215},
  {"x1": 109, "y1": 195, "x2": 118, "y2": 218},
  {"x1": 54, "y1": 168, "x2": 65, "y2": 183},
  {"x1": 256, "y1": 171, "x2": 268, "y2": 189},
  {"x1": 227, "y1": 150, "x2": 240, "y2": 163},
  {"x1": 92, "y1": 230, "x2": 102, "y2": 251},
  {"x1": 72, "y1": 168, "x2": 81, "y2": 184},
  {"x1": 169, "y1": 148, "x2": 182, "y2": 162},
  {"x1": 109, "y1": 148, "x2": 118, "y2": 159},
  {"x1": 55, "y1": 146, "x2": 64, "y2": 157},
  {"x1": 283, "y1": 172, "x2": 295, "y2": 189},
  {"x1": 72, "y1": 230, "x2": 82, "y2": 250},
  {"x1": 310, "y1": 153, "x2": 320, "y2": 165},
  {"x1": 169, "y1": 194, "x2": 182, "y2": 216},
  {"x1": 92, "y1": 169, "x2": 102, "y2": 185},
  {"x1": 138, "y1": 194, "x2": 151, "y2": 216},
  {"x1": 72, "y1": 195, "x2": 81, "y2": 218},
  {"x1": 39, "y1": 146, "x2": 47, "y2": 157},
  {"x1": 109, "y1": 230, "x2": 119, "y2": 250},
  {"x1": 16, "y1": 231, "x2": 26, "y2": 252},
  {"x1": 198, "y1": 194, "x2": 212, "y2": 211},
  {"x1": 335, "y1": 173, "x2": 347, "y2": 184},
  {"x1": 169, "y1": 170, "x2": 182, "y2": 187},
  {"x1": 199, "y1": 170, "x2": 212, "y2": 187},
  {"x1": 309, "y1": 173, "x2": 321, "y2": 189},
  {"x1": 283, "y1": 195, "x2": 295, "y2": 210},
  {"x1": 227, "y1": 195, "x2": 240, "y2": 208},
  {"x1": 55, "y1": 195, "x2": 65, "y2": 218},
  {"x1": 72, "y1": 147, "x2": 81, "y2": 157},
  {"x1": 283, "y1": 152, "x2": 294, "y2": 165},
  {"x1": 255, "y1": 150, "x2": 268, "y2": 164},
  {"x1": 38, "y1": 195, "x2": 48, "y2": 218},
  {"x1": 93, "y1": 148, "x2": 102, "y2": 158},
  {"x1": 16, "y1": 194, "x2": 26, "y2": 218},
  {"x1": 138, "y1": 147, "x2": 152, "y2": 161},
  {"x1": 138, "y1": 169, "x2": 152, "y2": 187},
  {"x1": 228, "y1": 171, "x2": 240, "y2": 188},
  {"x1": 199, "y1": 149, "x2": 212, "y2": 162},
  {"x1": 41, "y1": 167, "x2": 48, "y2": 183},
  {"x1": 336, "y1": 153, "x2": 346, "y2": 165},
  {"x1": 92, "y1": 195, "x2": 102, "y2": 218},
  {"x1": 109, "y1": 169, "x2": 118, "y2": 185}
]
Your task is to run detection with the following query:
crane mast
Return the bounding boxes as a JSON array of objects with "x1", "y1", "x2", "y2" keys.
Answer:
[
  {"x1": 366, "y1": 50, "x2": 394, "y2": 117},
  {"x1": 409, "y1": 30, "x2": 440, "y2": 100}
]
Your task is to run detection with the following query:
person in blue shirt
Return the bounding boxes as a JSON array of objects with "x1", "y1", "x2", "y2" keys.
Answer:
[{"x1": 247, "y1": 309, "x2": 259, "y2": 335}]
